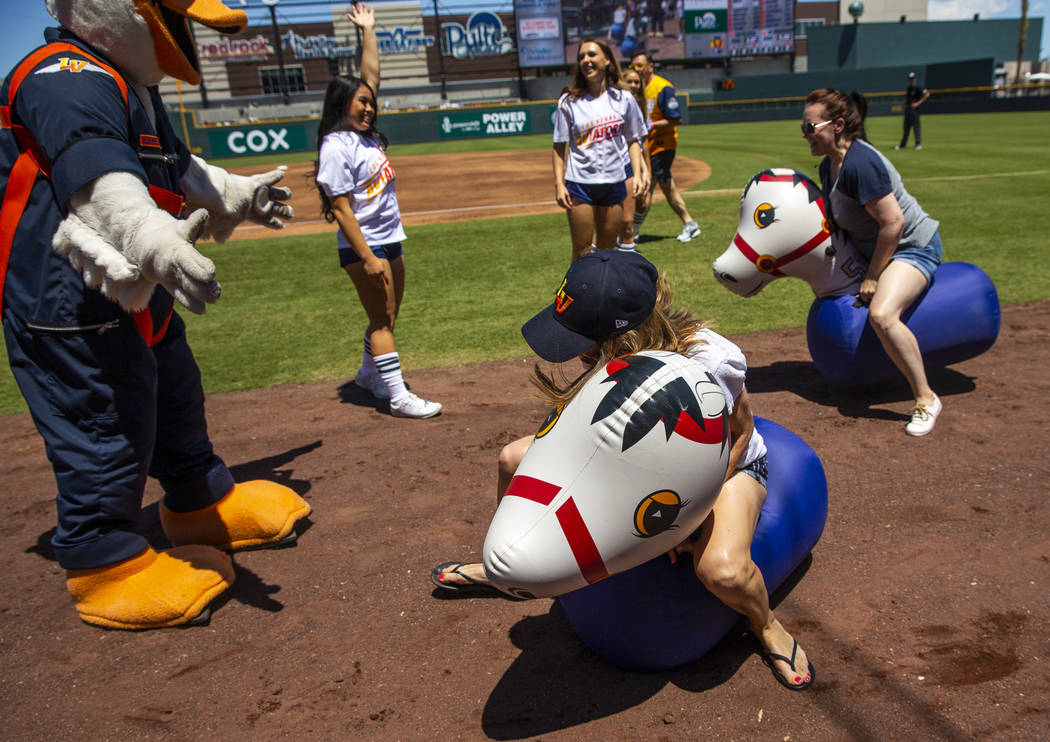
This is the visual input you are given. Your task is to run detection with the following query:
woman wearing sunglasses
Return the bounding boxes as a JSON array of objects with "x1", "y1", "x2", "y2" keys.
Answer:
[{"x1": 802, "y1": 88, "x2": 944, "y2": 436}]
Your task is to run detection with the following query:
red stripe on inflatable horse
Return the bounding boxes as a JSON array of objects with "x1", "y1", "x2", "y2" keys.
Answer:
[
  {"x1": 672, "y1": 408, "x2": 725, "y2": 445},
  {"x1": 504, "y1": 475, "x2": 561, "y2": 505},
  {"x1": 505, "y1": 474, "x2": 610, "y2": 584},
  {"x1": 556, "y1": 498, "x2": 609, "y2": 584}
]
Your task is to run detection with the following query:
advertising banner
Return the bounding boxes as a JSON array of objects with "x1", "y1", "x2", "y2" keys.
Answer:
[
  {"x1": 516, "y1": 0, "x2": 566, "y2": 68},
  {"x1": 207, "y1": 123, "x2": 311, "y2": 157},
  {"x1": 438, "y1": 108, "x2": 532, "y2": 138}
]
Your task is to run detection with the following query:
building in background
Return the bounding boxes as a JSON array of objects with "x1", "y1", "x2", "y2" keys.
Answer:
[{"x1": 160, "y1": 1, "x2": 1045, "y2": 124}]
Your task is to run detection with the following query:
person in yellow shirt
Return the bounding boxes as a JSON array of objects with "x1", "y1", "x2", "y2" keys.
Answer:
[{"x1": 629, "y1": 50, "x2": 700, "y2": 242}]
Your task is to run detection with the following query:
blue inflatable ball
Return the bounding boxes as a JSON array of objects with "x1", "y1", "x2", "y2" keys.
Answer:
[
  {"x1": 806, "y1": 262, "x2": 1000, "y2": 390},
  {"x1": 558, "y1": 418, "x2": 828, "y2": 672},
  {"x1": 619, "y1": 39, "x2": 643, "y2": 58},
  {"x1": 610, "y1": 22, "x2": 626, "y2": 42}
]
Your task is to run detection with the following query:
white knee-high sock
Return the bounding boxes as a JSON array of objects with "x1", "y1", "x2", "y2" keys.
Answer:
[{"x1": 373, "y1": 351, "x2": 409, "y2": 404}]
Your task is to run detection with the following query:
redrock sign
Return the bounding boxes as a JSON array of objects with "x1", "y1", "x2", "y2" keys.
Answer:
[
  {"x1": 198, "y1": 35, "x2": 273, "y2": 61},
  {"x1": 441, "y1": 12, "x2": 514, "y2": 59}
]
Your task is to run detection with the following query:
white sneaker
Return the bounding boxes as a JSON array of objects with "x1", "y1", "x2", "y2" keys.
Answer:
[
  {"x1": 354, "y1": 371, "x2": 389, "y2": 399},
  {"x1": 914, "y1": 144, "x2": 922, "y2": 150},
  {"x1": 676, "y1": 221, "x2": 701, "y2": 242},
  {"x1": 390, "y1": 392, "x2": 442, "y2": 419},
  {"x1": 905, "y1": 395, "x2": 941, "y2": 437},
  {"x1": 893, "y1": 145, "x2": 902, "y2": 150}
]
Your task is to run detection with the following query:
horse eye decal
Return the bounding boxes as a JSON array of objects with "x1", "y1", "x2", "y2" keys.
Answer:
[
  {"x1": 536, "y1": 405, "x2": 562, "y2": 438},
  {"x1": 754, "y1": 202, "x2": 775, "y2": 228},
  {"x1": 634, "y1": 490, "x2": 683, "y2": 537}
]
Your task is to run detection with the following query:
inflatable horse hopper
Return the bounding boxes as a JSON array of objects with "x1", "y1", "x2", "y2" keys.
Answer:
[
  {"x1": 712, "y1": 169, "x2": 1000, "y2": 389},
  {"x1": 0, "y1": 0, "x2": 307, "y2": 631}
]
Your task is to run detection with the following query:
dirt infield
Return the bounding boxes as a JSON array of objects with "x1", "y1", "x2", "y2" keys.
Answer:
[
  {"x1": 228, "y1": 149, "x2": 712, "y2": 239},
  {"x1": 2, "y1": 149, "x2": 1047, "y2": 740}
]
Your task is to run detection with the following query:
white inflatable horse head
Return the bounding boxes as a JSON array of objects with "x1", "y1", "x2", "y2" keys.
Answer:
[
  {"x1": 483, "y1": 351, "x2": 731, "y2": 599},
  {"x1": 712, "y1": 168, "x2": 867, "y2": 299},
  {"x1": 45, "y1": 0, "x2": 247, "y2": 86}
]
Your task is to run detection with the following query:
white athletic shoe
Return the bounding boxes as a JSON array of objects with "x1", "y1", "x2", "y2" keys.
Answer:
[
  {"x1": 905, "y1": 395, "x2": 941, "y2": 437},
  {"x1": 354, "y1": 371, "x2": 390, "y2": 399},
  {"x1": 676, "y1": 221, "x2": 701, "y2": 242},
  {"x1": 390, "y1": 393, "x2": 442, "y2": 419},
  {"x1": 914, "y1": 144, "x2": 922, "y2": 150}
]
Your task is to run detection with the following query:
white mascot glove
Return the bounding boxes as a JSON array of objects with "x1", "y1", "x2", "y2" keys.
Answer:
[
  {"x1": 53, "y1": 171, "x2": 221, "y2": 315},
  {"x1": 180, "y1": 154, "x2": 293, "y2": 242}
]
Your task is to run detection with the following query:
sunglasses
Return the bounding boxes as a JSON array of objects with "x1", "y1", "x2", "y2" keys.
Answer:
[
  {"x1": 631, "y1": 62, "x2": 648, "y2": 70},
  {"x1": 801, "y1": 120, "x2": 833, "y2": 135}
]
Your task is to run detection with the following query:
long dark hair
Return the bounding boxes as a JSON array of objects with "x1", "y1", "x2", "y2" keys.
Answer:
[
  {"x1": 313, "y1": 75, "x2": 387, "y2": 223},
  {"x1": 565, "y1": 38, "x2": 625, "y2": 98},
  {"x1": 805, "y1": 88, "x2": 869, "y2": 143}
]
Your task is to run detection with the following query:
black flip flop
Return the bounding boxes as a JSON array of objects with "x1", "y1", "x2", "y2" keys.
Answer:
[
  {"x1": 430, "y1": 561, "x2": 513, "y2": 599},
  {"x1": 757, "y1": 637, "x2": 815, "y2": 691}
]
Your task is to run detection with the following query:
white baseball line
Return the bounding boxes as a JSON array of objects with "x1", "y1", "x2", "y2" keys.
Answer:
[{"x1": 235, "y1": 169, "x2": 1049, "y2": 232}]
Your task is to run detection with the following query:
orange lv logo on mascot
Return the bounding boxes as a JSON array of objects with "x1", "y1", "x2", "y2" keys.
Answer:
[{"x1": 0, "y1": 0, "x2": 307, "y2": 630}]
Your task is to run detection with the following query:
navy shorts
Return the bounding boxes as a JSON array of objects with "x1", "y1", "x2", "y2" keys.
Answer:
[
  {"x1": 624, "y1": 162, "x2": 634, "y2": 179},
  {"x1": 339, "y1": 241, "x2": 404, "y2": 268},
  {"x1": 650, "y1": 150, "x2": 676, "y2": 183},
  {"x1": 566, "y1": 180, "x2": 627, "y2": 207}
]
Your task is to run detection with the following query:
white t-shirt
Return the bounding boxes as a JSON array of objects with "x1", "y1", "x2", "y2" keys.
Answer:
[
  {"x1": 316, "y1": 129, "x2": 407, "y2": 249},
  {"x1": 553, "y1": 86, "x2": 647, "y2": 184},
  {"x1": 621, "y1": 107, "x2": 651, "y2": 170},
  {"x1": 687, "y1": 329, "x2": 767, "y2": 468}
]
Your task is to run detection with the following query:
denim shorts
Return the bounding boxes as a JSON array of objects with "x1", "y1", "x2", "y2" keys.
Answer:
[
  {"x1": 736, "y1": 454, "x2": 769, "y2": 488},
  {"x1": 891, "y1": 231, "x2": 942, "y2": 283},
  {"x1": 339, "y1": 241, "x2": 403, "y2": 267},
  {"x1": 566, "y1": 180, "x2": 627, "y2": 207}
]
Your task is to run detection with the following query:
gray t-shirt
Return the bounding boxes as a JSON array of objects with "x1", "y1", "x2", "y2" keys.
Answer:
[{"x1": 819, "y1": 139, "x2": 939, "y2": 261}]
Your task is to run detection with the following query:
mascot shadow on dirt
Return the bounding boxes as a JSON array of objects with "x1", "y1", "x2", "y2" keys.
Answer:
[{"x1": 0, "y1": 0, "x2": 311, "y2": 629}]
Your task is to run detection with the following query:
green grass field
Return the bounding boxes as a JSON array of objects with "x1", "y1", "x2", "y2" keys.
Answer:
[{"x1": 2, "y1": 111, "x2": 1048, "y2": 415}]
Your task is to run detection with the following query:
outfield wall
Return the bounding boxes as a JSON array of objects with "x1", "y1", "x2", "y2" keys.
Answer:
[
  {"x1": 180, "y1": 101, "x2": 560, "y2": 158},
  {"x1": 178, "y1": 79, "x2": 1050, "y2": 158}
]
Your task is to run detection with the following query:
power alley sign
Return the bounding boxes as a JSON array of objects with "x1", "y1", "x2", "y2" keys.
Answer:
[{"x1": 439, "y1": 109, "x2": 530, "y2": 138}]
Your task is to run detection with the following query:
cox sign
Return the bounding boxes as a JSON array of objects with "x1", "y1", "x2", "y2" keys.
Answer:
[{"x1": 207, "y1": 124, "x2": 310, "y2": 157}]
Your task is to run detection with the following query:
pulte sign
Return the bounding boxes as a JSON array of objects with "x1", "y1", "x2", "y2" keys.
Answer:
[{"x1": 441, "y1": 12, "x2": 514, "y2": 59}]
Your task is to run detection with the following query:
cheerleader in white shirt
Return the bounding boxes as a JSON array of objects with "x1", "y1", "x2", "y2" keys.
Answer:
[
  {"x1": 553, "y1": 38, "x2": 649, "y2": 262},
  {"x1": 616, "y1": 65, "x2": 652, "y2": 252},
  {"x1": 314, "y1": 4, "x2": 441, "y2": 419}
]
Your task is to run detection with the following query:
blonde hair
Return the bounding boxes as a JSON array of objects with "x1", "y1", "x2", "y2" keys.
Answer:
[{"x1": 530, "y1": 274, "x2": 714, "y2": 408}]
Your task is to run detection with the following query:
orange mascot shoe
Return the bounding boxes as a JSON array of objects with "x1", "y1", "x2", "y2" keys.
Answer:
[
  {"x1": 66, "y1": 545, "x2": 234, "y2": 630},
  {"x1": 160, "y1": 480, "x2": 311, "y2": 551}
]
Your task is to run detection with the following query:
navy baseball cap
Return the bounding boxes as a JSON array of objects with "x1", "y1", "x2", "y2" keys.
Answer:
[{"x1": 522, "y1": 251, "x2": 659, "y2": 363}]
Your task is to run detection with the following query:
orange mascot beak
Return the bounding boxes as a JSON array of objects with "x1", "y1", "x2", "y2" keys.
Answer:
[{"x1": 133, "y1": 0, "x2": 248, "y2": 85}]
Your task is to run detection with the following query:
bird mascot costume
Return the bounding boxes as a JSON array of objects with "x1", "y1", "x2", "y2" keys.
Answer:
[{"x1": 0, "y1": 0, "x2": 311, "y2": 629}]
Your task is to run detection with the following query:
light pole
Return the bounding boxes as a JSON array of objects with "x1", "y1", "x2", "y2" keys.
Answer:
[
  {"x1": 261, "y1": 0, "x2": 290, "y2": 105},
  {"x1": 431, "y1": 0, "x2": 448, "y2": 101}
]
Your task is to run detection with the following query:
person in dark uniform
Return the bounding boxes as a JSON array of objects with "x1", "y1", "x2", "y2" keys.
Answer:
[
  {"x1": 896, "y1": 72, "x2": 930, "y2": 150},
  {"x1": 0, "y1": 1, "x2": 308, "y2": 631}
]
